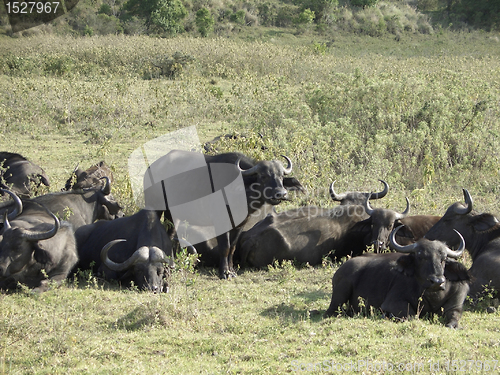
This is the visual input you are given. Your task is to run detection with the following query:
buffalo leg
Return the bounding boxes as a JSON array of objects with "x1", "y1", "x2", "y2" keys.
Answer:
[{"x1": 217, "y1": 233, "x2": 233, "y2": 279}]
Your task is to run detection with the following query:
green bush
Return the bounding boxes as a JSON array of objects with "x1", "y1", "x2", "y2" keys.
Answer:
[{"x1": 195, "y1": 8, "x2": 214, "y2": 37}]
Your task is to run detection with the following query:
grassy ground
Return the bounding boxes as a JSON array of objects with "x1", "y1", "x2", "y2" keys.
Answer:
[{"x1": 2, "y1": 30, "x2": 500, "y2": 373}]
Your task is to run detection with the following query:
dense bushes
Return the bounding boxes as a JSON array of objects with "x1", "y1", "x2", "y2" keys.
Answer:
[{"x1": 0, "y1": 0, "x2": 438, "y2": 37}]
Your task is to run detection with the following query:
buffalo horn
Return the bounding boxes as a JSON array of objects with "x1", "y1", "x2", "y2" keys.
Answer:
[
  {"x1": 329, "y1": 181, "x2": 347, "y2": 201},
  {"x1": 453, "y1": 188, "x2": 473, "y2": 215},
  {"x1": 281, "y1": 155, "x2": 292, "y2": 175},
  {"x1": 0, "y1": 188, "x2": 23, "y2": 220},
  {"x1": 101, "y1": 239, "x2": 147, "y2": 271},
  {"x1": 390, "y1": 225, "x2": 418, "y2": 253},
  {"x1": 236, "y1": 158, "x2": 259, "y2": 176},
  {"x1": 363, "y1": 194, "x2": 375, "y2": 216},
  {"x1": 446, "y1": 229, "x2": 466, "y2": 259},
  {"x1": 100, "y1": 176, "x2": 111, "y2": 195},
  {"x1": 394, "y1": 197, "x2": 411, "y2": 220},
  {"x1": 3, "y1": 211, "x2": 11, "y2": 230},
  {"x1": 21, "y1": 209, "x2": 60, "y2": 241},
  {"x1": 370, "y1": 180, "x2": 389, "y2": 200}
]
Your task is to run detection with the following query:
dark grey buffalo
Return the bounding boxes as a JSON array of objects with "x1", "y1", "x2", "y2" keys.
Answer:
[
  {"x1": 363, "y1": 195, "x2": 410, "y2": 252},
  {"x1": 0, "y1": 193, "x2": 78, "y2": 292},
  {"x1": 329, "y1": 180, "x2": 389, "y2": 205},
  {"x1": 0, "y1": 178, "x2": 122, "y2": 231},
  {"x1": 238, "y1": 191, "x2": 410, "y2": 267},
  {"x1": 63, "y1": 161, "x2": 114, "y2": 191},
  {"x1": 324, "y1": 226, "x2": 470, "y2": 328},
  {"x1": 145, "y1": 151, "x2": 304, "y2": 279},
  {"x1": 239, "y1": 204, "x2": 369, "y2": 267},
  {"x1": 425, "y1": 189, "x2": 500, "y2": 299},
  {"x1": 0, "y1": 152, "x2": 50, "y2": 199},
  {"x1": 182, "y1": 181, "x2": 388, "y2": 267},
  {"x1": 74, "y1": 209, "x2": 174, "y2": 292}
]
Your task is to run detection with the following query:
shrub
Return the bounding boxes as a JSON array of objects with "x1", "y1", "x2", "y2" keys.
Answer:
[
  {"x1": 296, "y1": 8, "x2": 315, "y2": 24},
  {"x1": 195, "y1": 8, "x2": 214, "y2": 36}
]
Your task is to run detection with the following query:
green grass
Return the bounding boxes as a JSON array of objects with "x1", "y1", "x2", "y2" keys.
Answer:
[{"x1": 2, "y1": 31, "x2": 500, "y2": 373}]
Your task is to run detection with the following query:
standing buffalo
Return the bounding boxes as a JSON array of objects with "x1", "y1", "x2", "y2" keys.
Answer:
[
  {"x1": 0, "y1": 152, "x2": 50, "y2": 199},
  {"x1": 0, "y1": 191, "x2": 78, "y2": 292},
  {"x1": 63, "y1": 161, "x2": 114, "y2": 191},
  {"x1": 425, "y1": 189, "x2": 500, "y2": 299},
  {"x1": 324, "y1": 226, "x2": 470, "y2": 328},
  {"x1": 145, "y1": 151, "x2": 304, "y2": 279},
  {"x1": 74, "y1": 209, "x2": 174, "y2": 292}
]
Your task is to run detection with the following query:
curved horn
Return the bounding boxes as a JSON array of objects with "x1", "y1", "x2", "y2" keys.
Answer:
[
  {"x1": 21, "y1": 209, "x2": 60, "y2": 241},
  {"x1": 0, "y1": 188, "x2": 23, "y2": 220},
  {"x1": 100, "y1": 176, "x2": 111, "y2": 195},
  {"x1": 236, "y1": 158, "x2": 259, "y2": 176},
  {"x1": 390, "y1": 225, "x2": 418, "y2": 253},
  {"x1": 394, "y1": 197, "x2": 411, "y2": 220},
  {"x1": 100, "y1": 239, "x2": 149, "y2": 272},
  {"x1": 370, "y1": 180, "x2": 389, "y2": 200},
  {"x1": 281, "y1": 155, "x2": 292, "y2": 175},
  {"x1": 453, "y1": 188, "x2": 473, "y2": 215},
  {"x1": 363, "y1": 194, "x2": 375, "y2": 216},
  {"x1": 3, "y1": 210, "x2": 11, "y2": 230},
  {"x1": 446, "y1": 229, "x2": 466, "y2": 259},
  {"x1": 329, "y1": 181, "x2": 347, "y2": 202}
]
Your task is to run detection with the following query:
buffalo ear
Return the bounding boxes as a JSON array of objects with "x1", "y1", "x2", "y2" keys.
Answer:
[
  {"x1": 472, "y1": 214, "x2": 499, "y2": 232},
  {"x1": 283, "y1": 177, "x2": 306, "y2": 193},
  {"x1": 395, "y1": 254, "x2": 415, "y2": 276},
  {"x1": 444, "y1": 260, "x2": 471, "y2": 282},
  {"x1": 33, "y1": 244, "x2": 54, "y2": 265}
]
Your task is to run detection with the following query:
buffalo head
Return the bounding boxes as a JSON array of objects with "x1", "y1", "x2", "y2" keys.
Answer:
[
  {"x1": 425, "y1": 189, "x2": 500, "y2": 250},
  {"x1": 364, "y1": 195, "x2": 410, "y2": 253},
  {"x1": 0, "y1": 208, "x2": 60, "y2": 279},
  {"x1": 240, "y1": 155, "x2": 296, "y2": 206},
  {"x1": 390, "y1": 225, "x2": 465, "y2": 291},
  {"x1": 100, "y1": 239, "x2": 174, "y2": 293},
  {"x1": 329, "y1": 179, "x2": 389, "y2": 206}
]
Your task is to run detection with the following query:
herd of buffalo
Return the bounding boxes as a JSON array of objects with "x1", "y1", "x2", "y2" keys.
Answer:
[{"x1": 1, "y1": 149, "x2": 500, "y2": 328}]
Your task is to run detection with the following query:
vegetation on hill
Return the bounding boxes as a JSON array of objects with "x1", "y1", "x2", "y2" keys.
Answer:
[{"x1": 1, "y1": 0, "x2": 498, "y2": 38}]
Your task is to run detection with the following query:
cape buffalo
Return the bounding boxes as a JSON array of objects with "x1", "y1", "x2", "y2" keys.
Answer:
[
  {"x1": 144, "y1": 151, "x2": 304, "y2": 279},
  {"x1": 0, "y1": 152, "x2": 50, "y2": 199},
  {"x1": 0, "y1": 196, "x2": 78, "y2": 292},
  {"x1": 329, "y1": 179, "x2": 389, "y2": 205},
  {"x1": 324, "y1": 226, "x2": 470, "y2": 328},
  {"x1": 425, "y1": 189, "x2": 500, "y2": 299},
  {"x1": 63, "y1": 161, "x2": 114, "y2": 191},
  {"x1": 74, "y1": 209, "x2": 174, "y2": 292},
  {"x1": 362, "y1": 195, "x2": 410, "y2": 253},
  {"x1": 238, "y1": 194, "x2": 410, "y2": 268},
  {"x1": 0, "y1": 178, "x2": 122, "y2": 231}
]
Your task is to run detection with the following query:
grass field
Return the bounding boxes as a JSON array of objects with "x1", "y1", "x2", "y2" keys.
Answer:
[{"x1": 2, "y1": 30, "x2": 500, "y2": 374}]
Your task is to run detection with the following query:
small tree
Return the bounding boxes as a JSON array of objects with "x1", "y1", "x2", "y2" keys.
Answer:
[
  {"x1": 296, "y1": 8, "x2": 315, "y2": 24},
  {"x1": 195, "y1": 8, "x2": 214, "y2": 37},
  {"x1": 123, "y1": 0, "x2": 187, "y2": 34}
]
